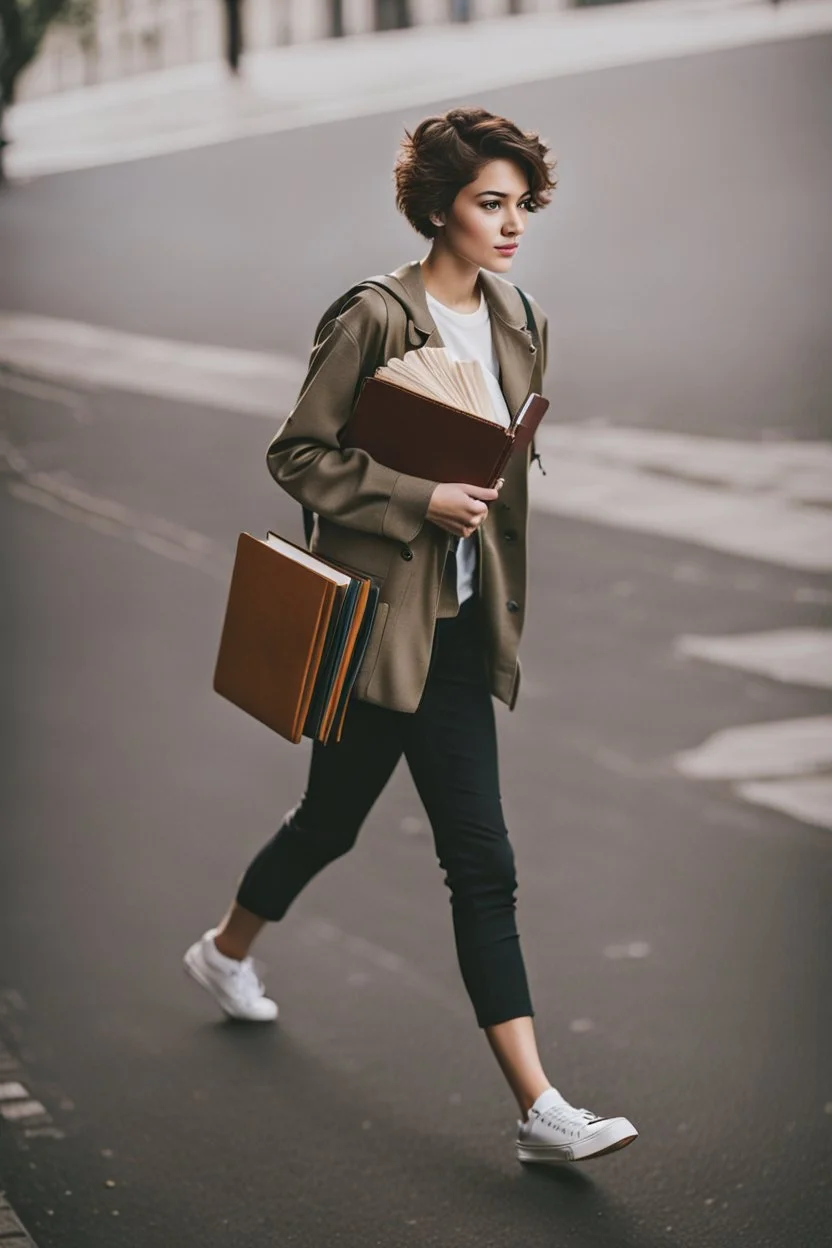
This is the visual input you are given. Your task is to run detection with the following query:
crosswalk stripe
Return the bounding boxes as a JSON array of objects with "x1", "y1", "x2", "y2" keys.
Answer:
[
  {"x1": 673, "y1": 716, "x2": 832, "y2": 781},
  {"x1": 736, "y1": 776, "x2": 832, "y2": 831},
  {"x1": 674, "y1": 628, "x2": 832, "y2": 690},
  {"x1": 529, "y1": 440, "x2": 832, "y2": 573}
]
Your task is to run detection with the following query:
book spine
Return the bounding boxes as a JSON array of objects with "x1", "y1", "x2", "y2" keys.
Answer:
[{"x1": 490, "y1": 436, "x2": 515, "y2": 487}]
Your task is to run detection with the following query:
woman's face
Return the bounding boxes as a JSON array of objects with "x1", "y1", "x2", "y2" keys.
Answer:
[{"x1": 433, "y1": 159, "x2": 535, "y2": 273}]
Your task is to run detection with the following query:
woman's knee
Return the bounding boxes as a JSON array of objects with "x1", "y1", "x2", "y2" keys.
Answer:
[
  {"x1": 285, "y1": 803, "x2": 361, "y2": 865},
  {"x1": 443, "y1": 832, "x2": 519, "y2": 903}
]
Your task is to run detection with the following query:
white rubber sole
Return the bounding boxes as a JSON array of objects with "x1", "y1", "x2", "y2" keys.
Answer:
[
  {"x1": 182, "y1": 943, "x2": 278, "y2": 1023},
  {"x1": 517, "y1": 1118, "x2": 638, "y2": 1165}
]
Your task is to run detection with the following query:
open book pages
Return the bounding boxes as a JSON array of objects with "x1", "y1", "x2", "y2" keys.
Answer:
[{"x1": 375, "y1": 347, "x2": 500, "y2": 424}]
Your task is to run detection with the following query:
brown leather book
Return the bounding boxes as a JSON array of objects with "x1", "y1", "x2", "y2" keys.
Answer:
[
  {"x1": 214, "y1": 533, "x2": 347, "y2": 744},
  {"x1": 341, "y1": 376, "x2": 549, "y2": 488}
]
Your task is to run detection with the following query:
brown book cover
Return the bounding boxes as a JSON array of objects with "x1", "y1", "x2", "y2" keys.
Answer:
[
  {"x1": 213, "y1": 533, "x2": 344, "y2": 744},
  {"x1": 341, "y1": 376, "x2": 549, "y2": 487}
]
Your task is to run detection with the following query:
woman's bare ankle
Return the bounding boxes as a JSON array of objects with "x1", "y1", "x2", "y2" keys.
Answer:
[
  {"x1": 212, "y1": 902, "x2": 267, "y2": 962},
  {"x1": 212, "y1": 929, "x2": 247, "y2": 961}
]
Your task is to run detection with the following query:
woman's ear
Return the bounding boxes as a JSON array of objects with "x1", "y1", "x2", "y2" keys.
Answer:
[{"x1": 429, "y1": 211, "x2": 446, "y2": 230}]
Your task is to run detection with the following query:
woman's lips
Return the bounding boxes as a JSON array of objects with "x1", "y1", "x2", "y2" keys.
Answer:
[{"x1": 495, "y1": 244, "x2": 518, "y2": 254}]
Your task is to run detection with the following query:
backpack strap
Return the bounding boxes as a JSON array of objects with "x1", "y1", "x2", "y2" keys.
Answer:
[
  {"x1": 513, "y1": 283, "x2": 540, "y2": 354},
  {"x1": 313, "y1": 276, "x2": 420, "y2": 347},
  {"x1": 303, "y1": 277, "x2": 419, "y2": 547},
  {"x1": 513, "y1": 283, "x2": 546, "y2": 477}
]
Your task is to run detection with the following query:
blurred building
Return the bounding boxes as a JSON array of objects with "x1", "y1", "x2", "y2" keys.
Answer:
[{"x1": 19, "y1": 0, "x2": 576, "y2": 101}]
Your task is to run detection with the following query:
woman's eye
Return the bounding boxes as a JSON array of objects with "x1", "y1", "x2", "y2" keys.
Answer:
[{"x1": 482, "y1": 201, "x2": 500, "y2": 211}]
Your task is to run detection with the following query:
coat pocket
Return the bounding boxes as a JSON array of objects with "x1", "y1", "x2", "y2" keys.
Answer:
[
  {"x1": 313, "y1": 519, "x2": 394, "y2": 581},
  {"x1": 352, "y1": 601, "x2": 390, "y2": 702}
]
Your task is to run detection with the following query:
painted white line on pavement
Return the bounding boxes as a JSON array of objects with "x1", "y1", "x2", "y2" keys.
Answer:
[
  {"x1": 0, "y1": 1082, "x2": 29, "y2": 1100},
  {"x1": 8, "y1": 0, "x2": 832, "y2": 178},
  {"x1": 673, "y1": 716, "x2": 832, "y2": 780},
  {"x1": 0, "y1": 1100, "x2": 49, "y2": 1122},
  {"x1": 529, "y1": 449, "x2": 832, "y2": 573},
  {"x1": 675, "y1": 629, "x2": 832, "y2": 690},
  {"x1": 0, "y1": 313, "x2": 303, "y2": 417},
  {"x1": 737, "y1": 775, "x2": 832, "y2": 830},
  {"x1": 539, "y1": 426, "x2": 832, "y2": 507}
]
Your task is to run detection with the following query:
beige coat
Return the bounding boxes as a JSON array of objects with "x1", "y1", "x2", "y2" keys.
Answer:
[{"x1": 267, "y1": 259, "x2": 548, "y2": 714}]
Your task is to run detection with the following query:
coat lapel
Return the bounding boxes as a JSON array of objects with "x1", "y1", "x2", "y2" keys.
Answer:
[
  {"x1": 478, "y1": 269, "x2": 537, "y2": 418},
  {"x1": 388, "y1": 261, "x2": 537, "y2": 419}
]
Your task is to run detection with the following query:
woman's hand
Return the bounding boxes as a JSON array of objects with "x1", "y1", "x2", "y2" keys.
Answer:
[{"x1": 427, "y1": 481, "x2": 502, "y2": 539}]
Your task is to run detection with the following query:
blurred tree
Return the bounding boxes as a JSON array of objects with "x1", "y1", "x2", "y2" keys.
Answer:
[
  {"x1": 0, "y1": 0, "x2": 94, "y2": 181},
  {"x1": 223, "y1": 0, "x2": 244, "y2": 75}
]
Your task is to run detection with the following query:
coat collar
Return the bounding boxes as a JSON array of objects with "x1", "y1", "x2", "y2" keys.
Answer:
[{"x1": 385, "y1": 259, "x2": 537, "y2": 417}]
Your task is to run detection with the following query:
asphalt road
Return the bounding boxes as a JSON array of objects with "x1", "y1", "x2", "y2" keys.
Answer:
[{"x1": 1, "y1": 32, "x2": 831, "y2": 1248}]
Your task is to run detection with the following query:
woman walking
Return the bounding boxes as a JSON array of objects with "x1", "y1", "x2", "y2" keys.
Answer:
[{"x1": 184, "y1": 107, "x2": 637, "y2": 1165}]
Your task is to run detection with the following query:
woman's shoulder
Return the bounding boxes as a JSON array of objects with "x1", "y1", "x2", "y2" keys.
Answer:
[{"x1": 314, "y1": 279, "x2": 393, "y2": 344}]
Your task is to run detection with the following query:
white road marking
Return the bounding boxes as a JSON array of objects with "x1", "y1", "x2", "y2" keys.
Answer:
[
  {"x1": 0, "y1": 313, "x2": 303, "y2": 416},
  {"x1": 530, "y1": 436, "x2": 832, "y2": 573},
  {"x1": 539, "y1": 425, "x2": 832, "y2": 506},
  {"x1": 0, "y1": 1082, "x2": 28, "y2": 1100},
  {"x1": 675, "y1": 629, "x2": 832, "y2": 690},
  {"x1": 4, "y1": 313, "x2": 831, "y2": 573},
  {"x1": 673, "y1": 716, "x2": 832, "y2": 781},
  {"x1": 0, "y1": 1100, "x2": 49, "y2": 1122},
  {"x1": 737, "y1": 776, "x2": 832, "y2": 831},
  {"x1": 7, "y1": 0, "x2": 832, "y2": 179}
]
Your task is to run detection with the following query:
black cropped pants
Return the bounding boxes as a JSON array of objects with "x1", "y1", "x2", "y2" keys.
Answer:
[{"x1": 236, "y1": 596, "x2": 533, "y2": 1028}]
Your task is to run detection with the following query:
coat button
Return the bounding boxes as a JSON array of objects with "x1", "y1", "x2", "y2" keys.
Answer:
[
  {"x1": 503, "y1": 529, "x2": 517, "y2": 543},
  {"x1": 506, "y1": 599, "x2": 520, "y2": 613},
  {"x1": 400, "y1": 546, "x2": 413, "y2": 561}
]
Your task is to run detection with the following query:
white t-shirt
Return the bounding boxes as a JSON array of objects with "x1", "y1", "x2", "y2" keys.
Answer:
[{"x1": 425, "y1": 287, "x2": 511, "y2": 604}]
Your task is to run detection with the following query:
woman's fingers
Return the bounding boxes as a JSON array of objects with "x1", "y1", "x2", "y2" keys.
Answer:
[{"x1": 463, "y1": 484, "x2": 500, "y2": 502}]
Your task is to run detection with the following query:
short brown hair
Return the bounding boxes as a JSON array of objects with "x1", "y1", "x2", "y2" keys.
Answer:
[{"x1": 394, "y1": 106, "x2": 556, "y2": 240}]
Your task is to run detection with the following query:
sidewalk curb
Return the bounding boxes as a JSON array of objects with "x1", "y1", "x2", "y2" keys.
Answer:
[{"x1": 6, "y1": 0, "x2": 832, "y2": 180}]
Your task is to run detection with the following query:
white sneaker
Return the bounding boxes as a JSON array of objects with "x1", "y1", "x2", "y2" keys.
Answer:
[
  {"x1": 183, "y1": 929, "x2": 279, "y2": 1022},
  {"x1": 516, "y1": 1087, "x2": 637, "y2": 1164}
]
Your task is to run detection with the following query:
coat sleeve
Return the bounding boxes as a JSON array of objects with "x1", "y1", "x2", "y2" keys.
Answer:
[{"x1": 266, "y1": 312, "x2": 437, "y2": 545}]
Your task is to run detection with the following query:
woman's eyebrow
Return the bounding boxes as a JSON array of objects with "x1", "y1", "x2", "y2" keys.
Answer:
[{"x1": 475, "y1": 190, "x2": 531, "y2": 199}]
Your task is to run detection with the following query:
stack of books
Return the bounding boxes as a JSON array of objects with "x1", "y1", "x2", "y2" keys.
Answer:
[
  {"x1": 213, "y1": 532, "x2": 379, "y2": 745},
  {"x1": 213, "y1": 348, "x2": 548, "y2": 745}
]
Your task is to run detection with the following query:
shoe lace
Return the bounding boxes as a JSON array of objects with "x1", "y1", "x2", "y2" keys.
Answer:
[
  {"x1": 538, "y1": 1103, "x2": 599, "y2": 1131},
  {"x1": 230, "y1": 956, "x2": 265, "y2": 996}
]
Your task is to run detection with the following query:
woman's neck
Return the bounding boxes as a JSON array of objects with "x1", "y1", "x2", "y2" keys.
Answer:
[{"x1": 420, "y1": 247, "x2": 481, "y2": 314}]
